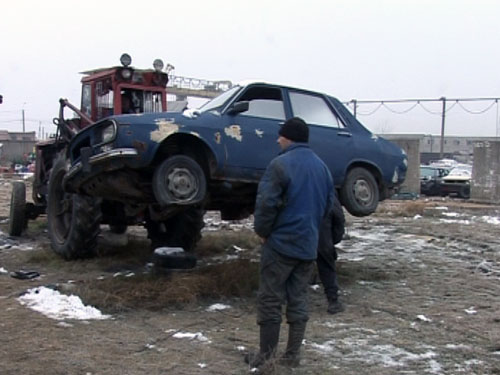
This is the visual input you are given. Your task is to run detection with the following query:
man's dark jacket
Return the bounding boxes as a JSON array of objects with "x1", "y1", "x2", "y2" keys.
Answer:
[{"x1": 254, "y1": 143, "x2": 333, "y2": 260}]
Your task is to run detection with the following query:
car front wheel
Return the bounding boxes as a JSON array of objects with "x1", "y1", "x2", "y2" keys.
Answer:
[{"x1": 340, "y1": 167, "x2": 379, "y2": 217}]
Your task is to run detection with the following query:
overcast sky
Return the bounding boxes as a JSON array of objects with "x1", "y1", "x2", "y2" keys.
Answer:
[{"x1": 1, "y1": 0, "x2": 499, "y2": 137}]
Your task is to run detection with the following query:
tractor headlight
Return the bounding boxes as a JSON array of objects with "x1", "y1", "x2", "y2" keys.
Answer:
[{"x1": 121, "y1": 68, "x2": 132, "y2": 79}]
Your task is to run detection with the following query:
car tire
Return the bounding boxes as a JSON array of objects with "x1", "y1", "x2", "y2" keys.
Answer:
[
  {"x1": 340, "y1": 167, "x2": 379, "y2": 217},
  {"x1": 153, "y1": 155, "x2": 207, "y2": 206},
  {"x1": 459, "y1": 185, "x2": 470, "y2": 199},
  {"x1": 146, "y1": 207, "x2": 205, "y2": 252},
  {"x1": 8, "y1": 181, "x2": 27, "y2": 236},
  {"x1": 47, "y1": 155, "x2": 102, "y2": 259}
]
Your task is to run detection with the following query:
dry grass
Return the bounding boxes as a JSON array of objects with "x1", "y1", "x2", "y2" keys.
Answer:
[
  {"x1": 75, "y1": 259, "x2": 259, "y2": 312},
  {"x1": 376, "y1": 200, "x2": 428, "y2": 217},
  {"x1": 196, "y1": 229, "x2": 260, "y2": 256}
]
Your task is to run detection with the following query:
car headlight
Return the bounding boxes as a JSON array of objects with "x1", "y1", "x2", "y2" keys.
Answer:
[{"x1": 101, "y1": 123, "x2": 116, "y2": 144}]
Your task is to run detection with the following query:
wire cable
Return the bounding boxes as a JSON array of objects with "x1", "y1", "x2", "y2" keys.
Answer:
[
  {"x1": 356, "y1": 103, "x2": 383, "y2": 116},
  {"x1": 418, "y1": 102, "x2": 443, "y2": 115},
  {"x1": 456, "y1": 100, "x2": 497, "y2": 115},
  {"x1": 381, "y1": 102, "x2": 419, "y2": 114}
]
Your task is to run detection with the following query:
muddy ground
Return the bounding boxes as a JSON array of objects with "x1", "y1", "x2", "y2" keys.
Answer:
[{"x1": 0, "y1": 177, "x2": 499, "y2": 375}]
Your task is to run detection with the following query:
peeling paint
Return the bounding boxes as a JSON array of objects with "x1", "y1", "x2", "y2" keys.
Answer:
[
  {"x1": 225, "y1": 125, "x2": 243, "y2": 142},
  {"x1": 190, "y1": 131, "x2": 201, "y2": 138},
  {"x1": 214, "y1": 132, "x2": 221, "y2": 144},
  {"x1": 392, "y1": 169, "x2": 399, "y2": 183},
  {"x1": 255, "y1": 129, "x2": 264, "y2": 138},
  {"x1": 150, "y1": 119, "x2": 179, "y2": 142},
  {"x1": 371, "y1": 134, "x2": 379, "y2": 141}
]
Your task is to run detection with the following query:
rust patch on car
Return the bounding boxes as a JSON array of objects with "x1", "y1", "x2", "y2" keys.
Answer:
[
  {"x1": 132, "y1": 140, "x2": 147, "y2": 152},
  {"x1": 151, "y1": 119, "x2": 179, "y2": 142},
  {"x1": 225, "y1": 125, "x2": 242, "y2": 142},
  {"x1": 214, "y1": 132, "x2": 221, "y2": 144}
]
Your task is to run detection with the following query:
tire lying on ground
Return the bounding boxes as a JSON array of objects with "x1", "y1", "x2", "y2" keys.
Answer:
[
  {"x1": 8, "y1": 181, "x2": 26, "y2": 236},
  {"x1": 47, "y1": 156, "x2": 102, "y2": 260},
  {"x1": 340, "y1": 167, "x2": 379, "y2": 217}
]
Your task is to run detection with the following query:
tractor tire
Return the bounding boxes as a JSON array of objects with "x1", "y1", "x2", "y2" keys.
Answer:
[
  {"x1": 153, "y1": 155, "x2": 207, "y2": 206},
  {"x1": 340, "y1": 167, "x2": 379, "y2": 217},
  {"x1": 8, "y1": 181, "x2": 27, "y2": 236},
  {"x1": 47, "y1": 156, "x2": 102, "y2": 260},
  {"x1": 146, "y1": 207, "x2": 205, "y2": 252}
]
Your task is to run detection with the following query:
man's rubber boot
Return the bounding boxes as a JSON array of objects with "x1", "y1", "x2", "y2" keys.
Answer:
[
  {"x1": 281, "y1": 321, "x2": 306, "y2": 367},
  {"x1": 245, "y1": 323, "x2": 280, "y2": 368},
  {"x1": 327, "y1": 298, "x2": 345, "y2": 314}
]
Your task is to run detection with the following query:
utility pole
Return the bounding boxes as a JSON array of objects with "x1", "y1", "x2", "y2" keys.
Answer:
[
  {"x1": 22, "y1": 109, "x2": 26, "y2": 133},
  {"x1": 439, "y1": 97, "x2": 446, "y2": 159}
]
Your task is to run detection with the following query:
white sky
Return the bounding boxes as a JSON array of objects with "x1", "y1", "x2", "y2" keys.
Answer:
[{"x1": 1, "y1": 0, "x2": 500, "y2": 137}]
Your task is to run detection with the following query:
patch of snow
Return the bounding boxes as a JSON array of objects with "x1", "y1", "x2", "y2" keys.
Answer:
[
  {"x1": 0, "y1": 267, "x2": 8, "y2": 274},
  {"x1": 439, "y1": 219, "x2": 471, "y2": 225},
  {"x1": 417, "y1": 315, "x2": 432, "y2": 322},
  {"x1": 479, "y1": 215, "x2": 500, "y2": 225},
  {"x1": 206, "y1": 303, "x2": 231, "y2": 312},
  {"x1": 464, "y1": 307, "x2": 477, "y2": 315},
  {"x1": 442, "y1": 212, "x2": 461, "y2": 217},
  {"x1": 435, "y1": 206, "x2": 449, "y2": 210},
  {"x1": 154, "y1": 247, "x2": 184, "y2": 256},
  {"x1": 173, "y1": 331, "x2": 210, "y2": 342},
  {"x1": 17, "y1": 286, "x2": 110, "y2": 321},
  {"x1": 197, "y1": 363, "x2": 207, "y2": 368},
  {"x1": 310, "y1": 284, "x2": 321, "y2": 291},
  {"x1": 413, "y1": 214, "x2": 422, "y2": 220},
  {"x1": 446, "y1": 344, "x2": 471, "y2": 350},
  {"x1": 236, "y1": 346, "x2": 246, "y2": 351}
]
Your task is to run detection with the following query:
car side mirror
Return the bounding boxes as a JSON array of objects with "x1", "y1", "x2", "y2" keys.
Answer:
[{"x1": 228, "y1": 101, "x2": 249, "y2": 115}]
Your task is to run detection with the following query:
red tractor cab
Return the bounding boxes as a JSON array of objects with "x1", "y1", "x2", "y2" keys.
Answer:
[{"x1": 8, "y1": 54, "x2": 170, "y2": 236}]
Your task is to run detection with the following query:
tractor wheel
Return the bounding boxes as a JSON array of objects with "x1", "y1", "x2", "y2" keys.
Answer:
[
  {"x1": 8, "y1": 181, "x2": 27, "y2": 236},
  {"x1": 47, "y1": 156, "x2": 102, "y2": 260},
  {"x1": 146, "y1": 207, "x2": 205, "y2": 252},
  {"x1": 340, "y1": 167, "x2": 379, "y2": 217},
  {"x1": 153, "y1": 155, "x2": 207, "y2": 206}
]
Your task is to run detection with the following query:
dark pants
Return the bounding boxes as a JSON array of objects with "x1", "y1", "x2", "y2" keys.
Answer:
[
  {"x1": 316, "y1": 247, "x2": 339, "y2": 301},
  {"x1": 257, "y1": 244, "x2": 314, "y2": 325}
]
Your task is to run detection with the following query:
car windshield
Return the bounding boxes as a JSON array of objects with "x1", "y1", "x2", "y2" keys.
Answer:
[{"x1": 199, "y1": 85, "x2": 241, "y2": 113}]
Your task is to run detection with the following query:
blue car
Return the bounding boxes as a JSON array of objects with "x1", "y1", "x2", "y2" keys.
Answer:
[{"x1": 59, "y1": 81, "x2": 407, "y2": 257}]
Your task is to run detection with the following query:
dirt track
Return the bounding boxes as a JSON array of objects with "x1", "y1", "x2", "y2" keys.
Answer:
[{"x1": 0, "y1": 177, "x2": 499, "y2": 374}]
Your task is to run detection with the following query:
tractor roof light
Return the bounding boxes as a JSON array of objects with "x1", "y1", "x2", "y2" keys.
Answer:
[
  {"x1": 121, "y1": 69, "x2": 132, "y2": 79},
  {"x1": 120, "y1": 53, "x2": 132, "y2": 67},
  {"x1": 153, "y1": 59, "x2": 164, "y2": 72}
]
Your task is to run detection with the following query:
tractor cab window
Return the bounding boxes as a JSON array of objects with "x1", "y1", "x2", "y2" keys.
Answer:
[
  {"x1": 81, "y1": 84, "x2": 92, "y2": 118},
  {"x1": 121, "y1": 89, "x2": 164, "y2": 114},
  {"x1": 96, "y1": 79, "x2": 114, "y2": 120}
]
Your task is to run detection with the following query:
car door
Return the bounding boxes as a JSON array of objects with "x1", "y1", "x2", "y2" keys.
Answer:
[
  {"x1": 287, "y1": 90, "x2": 354, "y2": 185},
  {"x1": 221, "y1": 85, "x2": 286, "y2": 180}
]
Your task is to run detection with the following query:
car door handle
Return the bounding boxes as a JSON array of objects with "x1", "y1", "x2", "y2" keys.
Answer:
[{"x1": 337, "y1": 131, "x2": 352, "y2": 137}]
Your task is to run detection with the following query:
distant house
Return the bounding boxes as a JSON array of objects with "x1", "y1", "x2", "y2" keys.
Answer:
[{"x1": 0, "y1": 130, "x2": 37, "y2": 165}]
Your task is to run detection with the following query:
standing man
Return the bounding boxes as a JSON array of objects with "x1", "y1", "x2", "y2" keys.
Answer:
[
  {"x1": 317, "y1": 193, "x2": 345, "y2": 314},
  {"x1": 246, "y1": 117, "x2": 333, "y2": 369}
]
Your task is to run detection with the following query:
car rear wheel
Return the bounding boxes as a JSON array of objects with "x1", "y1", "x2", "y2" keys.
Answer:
[
  {"x1": 47, "y1": 156, "x2": 102, "y2": 259},
  {"x1": 153, "y1": 155, "x2": 207, "y2": 206},
  {"x1": 8, "y1": 181, "x2": 27, "y2": 236},
  {"x1": 340, "y1": 167, "x2": 379, "y2": 217}
]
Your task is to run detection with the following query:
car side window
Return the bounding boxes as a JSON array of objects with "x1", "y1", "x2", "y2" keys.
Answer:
[
  {"x1": 236, "y1": 86, "x2": 285, "y2": 120},
  {"x1": 290, "y1": 92, "x2": 344, "y2": 128}
]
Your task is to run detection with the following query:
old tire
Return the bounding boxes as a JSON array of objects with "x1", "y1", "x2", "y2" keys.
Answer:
[
  {"x1": 8, "y1": 181, "x2": 26, "y2": 236},
  {"x1": 146, "y1": 207, "x2": 205, "y2": 252},
  {"x1": 47, "y1": 156, "x2": 102, "y2": 260},
  {"x1": 340, "y1": 167, "x2": 379, "y2": 217},
  {"x1": 153, "y1": 155, "x2": 206, "y2": 206},
  {"x1": 109, "y1": 224, "x2": 127, "y2": 234}
]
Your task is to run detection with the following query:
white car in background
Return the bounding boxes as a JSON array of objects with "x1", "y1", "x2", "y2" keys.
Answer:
[{"x1": 440, "y1": 164, "x2": 472, "y2": 199}]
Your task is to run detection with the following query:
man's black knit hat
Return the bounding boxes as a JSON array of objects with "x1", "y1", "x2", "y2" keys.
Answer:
[{"x1": 279, "y1": 117, "x2": 309, "y2": 143}]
